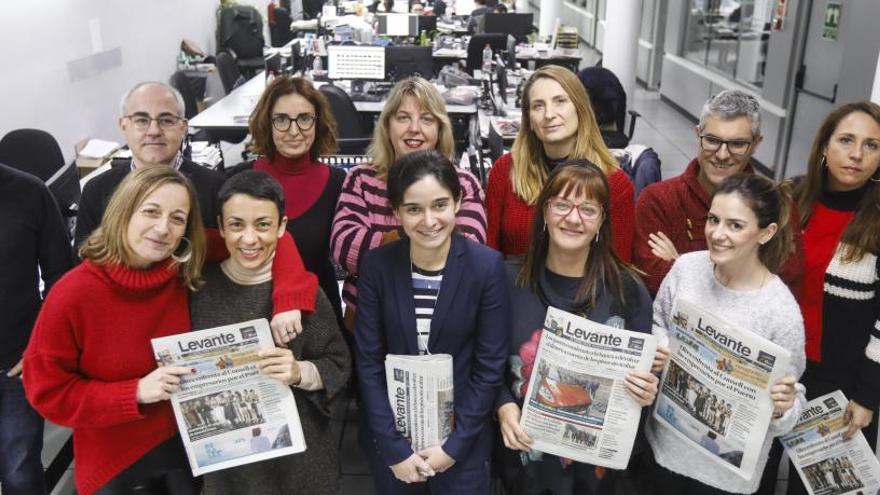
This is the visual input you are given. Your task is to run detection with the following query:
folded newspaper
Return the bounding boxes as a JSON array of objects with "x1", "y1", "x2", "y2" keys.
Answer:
[
  {"x1": 781, "y1": 390, "x2": 880, "y2": 495},
  {"x1": 151, "y1": 318, "x2": 306, "y2": 476},
  {"x1": 384, "y1": 354, "x2": 454, "y2": 452},
  {"x1": 653, "y1": 299, "x2": 791, "y2": 479},
  {"x1": 520, "y1": 307, "x2": 657, "y2": 469}
]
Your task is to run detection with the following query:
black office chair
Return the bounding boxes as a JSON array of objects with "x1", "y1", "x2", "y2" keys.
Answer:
[
  {"x1": 0, "y1": 129, "x2": 81, "y2": 221},
  {"x1": 577, "y1": 66, "x2": 641, "y2": 148},
  {"x1": 269, "y1": 7, "x2": 295, "y2": 47},
  {"x1": 466, "y1": 33, "x2": 508, "y2": 75},
  {"x1": 319, "y1": 84, "x2": 372, "y2": 155},
  {"x1": 303, "y1": 0, "x2": 324, "y2": 20},
  {"x1": 216, "y1": 51, "x2": 245, "y2": 95},
  {"x1": 170, "y1": 71, "x2": 200, "y2": 119},
  {"x1": 218, "y1": 6, "x2": 266, "y2": 78}
]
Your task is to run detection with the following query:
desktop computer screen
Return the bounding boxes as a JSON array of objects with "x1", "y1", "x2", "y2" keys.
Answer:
[
  {"x1": 377, "y1": 13, "x2": 419, "y2": 36},
  {"x1": 418, "y1": 15, "x2": 437, "y2": 34},
  {"x1": 327, "y1": 45, "x2": 387, "y2": 80},
  {"x1": 483, "y1": 13, "x2": 534, "y2": 42},
  {"x1": 385, "y1": 45, "x2": 434, "y2": 80}
]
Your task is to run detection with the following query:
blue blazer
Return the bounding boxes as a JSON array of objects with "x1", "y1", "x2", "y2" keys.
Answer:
[{"x1": 355, "y1": 234, "x2": 510, "y2": 467}]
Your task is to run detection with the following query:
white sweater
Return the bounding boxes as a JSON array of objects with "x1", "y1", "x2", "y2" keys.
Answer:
[{"x1": 646, "y1": 251, "x2": 806, "y2": 494}]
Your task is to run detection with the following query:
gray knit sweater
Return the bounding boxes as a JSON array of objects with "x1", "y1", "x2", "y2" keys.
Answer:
[{"x1": 645, "y1": 251, "x2": 806, "y2": 494}]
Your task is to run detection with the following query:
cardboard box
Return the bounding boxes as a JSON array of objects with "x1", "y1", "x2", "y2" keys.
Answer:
[{"x1": 75, "y1": 138, "x2": 120, "y2": 178}]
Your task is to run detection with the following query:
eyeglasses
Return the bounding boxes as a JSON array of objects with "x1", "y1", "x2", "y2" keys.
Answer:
[
  {"x1": 271, "y1": 113, "x2": 317, "y2": 132},
  {"x1": 700, "y1": 135, "x2": 753, "y2": 157},
  {"x1": 124, "y1": 114, "x2": 186, "y2": 131},
  {"x1": 546, "y1": 197, "x2": 603, "y2": 221}
]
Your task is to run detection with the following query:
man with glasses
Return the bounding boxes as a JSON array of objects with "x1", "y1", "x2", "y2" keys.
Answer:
[
  {"x1": 75, "y1": 81, "x2": 225, "y2": 247},
  {"x1": 633, "y1": 89, "x2": 802, "y2": 296}
]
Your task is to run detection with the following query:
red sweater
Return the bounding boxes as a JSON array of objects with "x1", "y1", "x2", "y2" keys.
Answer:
[
  {"x1": 486, "y1": 153, "x2": 635, "y2": 262},
  {"x1": 23, "y1": 261, "x2": 191, "y2": 495},
  {"x1": 633, "y1": 159, "x2": 804, "y2": 295}
]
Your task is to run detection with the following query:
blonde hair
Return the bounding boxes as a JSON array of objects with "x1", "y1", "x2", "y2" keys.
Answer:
[
  {"x1": 367, "y1": 77, "x2": 455, "y2": 181},
  {"x1": 79, "y1": 167, "x2": 206, "y2": 289},
  {"x1": 511, "y1": 65, "x2": 620, "y2": 204}
]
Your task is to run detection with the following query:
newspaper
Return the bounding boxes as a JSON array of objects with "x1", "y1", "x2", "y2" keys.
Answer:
[
  {"x1": 519, "y1": 307, "x2": 657, "y2": 469},
  {"x1": 781, "y1": 391, "x2": 880, "y2": 495},
  {"x1": 384, "y1": 354, "x2": 454, "y2": 452},
  {"x1": 653, "y1": 299, "x2": 791, "y2": 479},
  {"x1": 151, "y1": 318, "x2": 306, "y2": 476}
]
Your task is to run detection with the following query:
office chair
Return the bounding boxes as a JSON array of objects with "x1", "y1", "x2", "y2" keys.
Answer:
[
  {"x1": 319, "y1": 84, "x2": 372, "y2": 155},
  {"x1": 170, "y1": 71, "x2": 200, "y2": 119},
  {"x1": 216, "y1": 51, "x2": 245, "y2": 95},
  {"x1": 303, "y1": 0, "x2": 324, "y2": 20},
  {"x1": 269, "y1": 7, "x2": 295, "y2": 47},
  {"x1": 0, "y1": 129, "x2": 81, "y2": 220},
  {"x1": 218, "y1": 5, "x2": 266, "y2": 78},
  {"x1": 466, "y1": 33, "x2": 508, "y2": 76},
  {"x1": 577, "y1": 66, "x2": 641, "y2": 148}
]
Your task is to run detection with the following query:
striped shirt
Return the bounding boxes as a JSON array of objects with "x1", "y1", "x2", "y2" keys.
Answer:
[
  {"x1": 412, "y1": 266, "x2": 443, "y2": 354},
  {"x1": 330, "y1": 163, "x2": 487, "y2": 311}
]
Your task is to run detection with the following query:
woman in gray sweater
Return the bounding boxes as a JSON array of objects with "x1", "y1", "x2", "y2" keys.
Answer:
[
  {"x1": 190, "y1": 170, "x2": 350, "y2": 495},
  {"x1": 646, "y1": 174, "x2": 805, "y2": 494}
]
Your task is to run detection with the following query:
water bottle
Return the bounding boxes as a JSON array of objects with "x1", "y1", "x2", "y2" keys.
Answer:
[
  {"x1": 482, "y1": 44, "x2": 493, "y2": 74},
  {"x1": 313, "y1": 54, "x2": 323, "y2": 73}
]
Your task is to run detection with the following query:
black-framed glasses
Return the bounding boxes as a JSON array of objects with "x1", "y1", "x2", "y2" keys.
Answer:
[
  {"x1": 271, "y1": 113, "x2": 316, "y2": 132},
  {"x1": 699, "y1": 135, "x2": 753, "y2": 156},
  {"x1": 124, "y1": 114, "x2": 186, "y2": 131}
]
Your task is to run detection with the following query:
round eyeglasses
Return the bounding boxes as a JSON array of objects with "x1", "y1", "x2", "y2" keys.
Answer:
[
  {"x1": 271, "y1": 113, "x2": 316, "y2": 132},
  {"x1": 546, "y1": 197, "x2": 603, "y2": 222}
]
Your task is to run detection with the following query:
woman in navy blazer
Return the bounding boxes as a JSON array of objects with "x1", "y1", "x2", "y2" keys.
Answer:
[{"x1": 355, "y1": 150, "x2": 510, "y2": 494}]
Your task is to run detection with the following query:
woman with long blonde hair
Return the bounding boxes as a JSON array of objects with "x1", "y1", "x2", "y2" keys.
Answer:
[{"x1": 486, "y1": 65, "x2": 634, "y2": 261}]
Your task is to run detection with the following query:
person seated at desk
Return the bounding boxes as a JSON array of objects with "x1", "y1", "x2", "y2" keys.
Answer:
[
  {"x1": 466, "y1": 0, "x2": 492, "y2": 32},
  {"x1": 76, "y1": 80, "x2": 318, "y2": 342},
  {"x1": 330, "y1": 77, "x2": 487, "y2": 332},
  {"x1": 485, "y1": 65, "x2": 635, "y2": 261},
  {"x1": 230, "y1": 76, "x2": 347, "y2": 332}
]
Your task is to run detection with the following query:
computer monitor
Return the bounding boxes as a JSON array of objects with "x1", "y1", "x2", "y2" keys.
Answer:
[
  {"x1": 418, "y1": 15, "x2": 437, "y2": 35},
  {"x1": 466, "y1": 33, "x2": 508, "y2": 75},
  {"x1": 385, "y1": 45, "x2": 434, "y2": 80},
  {"x1": 377, "y1": 13, "x2": 419, "y2": 36},
  {"x1": 327, "y1": 45, "x2": 387, "y2": 80},
  {"x1": 483, "y1": 13, "x2": 534, "y2": 42}
]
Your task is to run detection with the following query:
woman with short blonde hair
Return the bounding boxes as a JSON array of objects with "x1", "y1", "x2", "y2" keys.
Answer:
[{"x1": 486, "y1": 65, "x2": 635, "y2": 261}]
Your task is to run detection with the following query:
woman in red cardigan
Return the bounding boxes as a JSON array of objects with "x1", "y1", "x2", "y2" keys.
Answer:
[
  {"x1": 23, "y1": 167, "x2": 207, "y2": 495},
  {"x1": 486, "y1": 65, "x2": 635, "y2": 261}
]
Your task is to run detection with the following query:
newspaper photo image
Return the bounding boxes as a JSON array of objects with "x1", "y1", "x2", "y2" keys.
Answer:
[
  {"x1": 152, "y1": 318, "x2": 306, "y2": 476},
  {"x1": 781, "y1": 390, "x2": 880, "y2": 495},
  {"x1": 653, "y1": 299, "x2": 791, "y2": 479},
  {"x1": 519, "y1": 307, "x2": 657, "y2": 469},
  {"x1": 384, "y1": 353, "x2": 454, "y2": 452}
]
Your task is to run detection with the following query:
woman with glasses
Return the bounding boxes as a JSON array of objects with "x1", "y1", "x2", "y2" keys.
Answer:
[
  {"x1": 486, "y1": 65, "x2": 635, "y2": 262},
  {"x1": 355, "y1": 150, "x2": 508, "y2": 494},
  {"x1": 239, "y1": 76, "x2": 347, "y2": 328},
  {"x1": 24, "y1": 167, "x2": 206, "y2": 495},
  {"x1": 331, "y1": 77, "x2": 486, "y2": 332},
  {"x1": 783, "y1": 102, "x2": 880, "y2": 495},
  {"x1": 646, "y1": 173, "x2": 804, "y2": 494},
  {"x1": 495, "y1": 160, "x2": 658, "y2": 495}
]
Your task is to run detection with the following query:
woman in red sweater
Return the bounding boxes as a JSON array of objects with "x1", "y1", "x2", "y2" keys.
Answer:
[
  {"x1": 785, "y1": 102, "x2": 880, "y2": 495},
  {"x1": 23, "y1": 167, "x2": 207, "y2": 495},
  {"x1": 486, "y1": 65, "x2": 635, "y2": 261}
]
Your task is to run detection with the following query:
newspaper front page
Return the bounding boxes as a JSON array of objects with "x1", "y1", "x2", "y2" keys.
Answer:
[
  {"x1": 151, "y1": 318, "x2": 306, "y2": 476},
  {"x1": 519, "y1": 307, "x2": 657, "y2": 469},
  {"x1": 384, "y1": 354, "x2": 454, "y2": 452},
  {"x1": 653, "y1": 299, "x2": 791, "y2": 479},
  {"x1": 781, "y1": 391, "x2": 880, "y2": 495}
]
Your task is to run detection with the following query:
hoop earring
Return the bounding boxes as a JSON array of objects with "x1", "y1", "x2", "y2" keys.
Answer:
[
  {"x1": 871, "y1": 172, "x2": 880, "y2": 183},
  {"x1": 172, "y1": 237, "x2": 192, "y2": 263},
  {"x1": 821, "y1": 156, "x2": 828, "y2": 168},
  {"x1": 542, "y1": 222, "x2": 547, "y2": 235},
  {"x1": 594, "y1": 230, "x2": 600, "y2": 244}
]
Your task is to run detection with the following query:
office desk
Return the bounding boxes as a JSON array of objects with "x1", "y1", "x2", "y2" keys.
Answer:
[{"x1": 431, "y1": 45, "x2": 581, "y2": 72}]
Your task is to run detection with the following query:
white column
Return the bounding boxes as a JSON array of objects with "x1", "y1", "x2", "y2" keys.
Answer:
[
  {"x1": 515, "y1": 0, "x2": 529, "y2": 15},
  {"x1": 602, "y1": 0, "x2": 643, "y2": 103},
  {"x1": 538, "y1": 0, "x2": 562, "y2": 39},
  {"x1": 872, "y1": 50, "x2": 880, "y2": 103}
]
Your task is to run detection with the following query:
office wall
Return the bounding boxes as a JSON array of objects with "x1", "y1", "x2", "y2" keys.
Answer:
[{"x1": 0, "y1": 0, "x2": 220, "y2": 163}]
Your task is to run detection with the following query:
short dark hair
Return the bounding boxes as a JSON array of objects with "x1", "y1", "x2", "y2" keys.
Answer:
[
  {"x1": 387, "y1": 150, "x2": 461, "y2": 209},
  {"x1": 218, "y1": 170, "x2": 286, "y2": 221},
  {"x1": 714, "y1": 173, "x2": 793, "y2": 273}
]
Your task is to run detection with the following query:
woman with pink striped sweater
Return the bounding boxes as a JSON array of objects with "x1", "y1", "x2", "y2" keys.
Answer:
[{"x1": 330, "y1": 77, "x2": 487, "y2": 332}]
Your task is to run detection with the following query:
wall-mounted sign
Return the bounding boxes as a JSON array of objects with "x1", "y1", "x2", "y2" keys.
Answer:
[
  {"x1": 822, "y1": 1, "x2": 842, "y2": 41},
  {"x1": 772, "y1": 0, "x2": 788, "y2": 31}
]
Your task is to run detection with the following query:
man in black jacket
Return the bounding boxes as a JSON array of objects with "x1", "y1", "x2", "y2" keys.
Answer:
[
  {"x1": 0, "y1": 162, "x2": 74, "y2": 494},
  {"x1": 75, "y1": 81, "x2": 225, "y2": 248}
]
